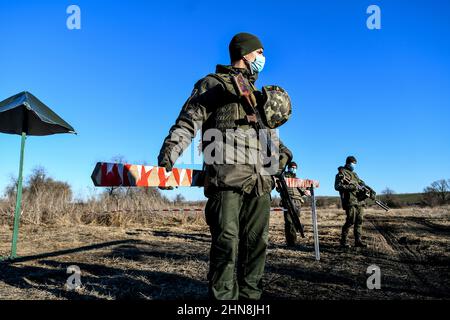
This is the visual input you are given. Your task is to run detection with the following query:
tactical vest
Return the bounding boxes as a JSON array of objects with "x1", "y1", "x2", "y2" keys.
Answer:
[
  {"x1": 285, "y1": 172, "x2": 305, "y2": 203},
  {"x1": 206, "y1": 72, "x2": 255, "y2": 131},
  {"x1": 337, "y1": 167, "x2": 365, "y2": 208}
]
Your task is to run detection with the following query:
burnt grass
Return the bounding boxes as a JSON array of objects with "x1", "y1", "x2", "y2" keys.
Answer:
[{"x1": 0, "y1": 207, "x2": 449, "y2": 300}]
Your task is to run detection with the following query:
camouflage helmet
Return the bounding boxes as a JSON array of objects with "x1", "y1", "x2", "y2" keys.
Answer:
[{"x1": 259, "y1": 85, "x2": 292, "y2": 129}]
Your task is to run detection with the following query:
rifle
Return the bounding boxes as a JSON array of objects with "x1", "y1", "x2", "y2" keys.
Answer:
[
  {"x1": 341, "y1": 172, "x2": 390, "y2": 211},
  {"x1": 231, "y1": 72, "x2": 305, "y2": 237},
  {"x1": 276, "y1": 173, "x2": 305, "y2": 237}
]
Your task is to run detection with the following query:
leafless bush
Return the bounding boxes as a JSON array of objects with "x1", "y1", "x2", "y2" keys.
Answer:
[
  {"x1": 1, "y1": 166, "x2": 201, "y2": 228},
  {"x1": 3, "y1": 166, "x2": 74, "y2": 224},
  {"x1": 380, "y1": 187, "x2": 401, "y2": 208},
  {"x1": 306, "y1": 196, "x2": 340, "y2": 208},
  {"x1": 422, "y1": 179, "x2": 450, "y2": 207},
  {"x1": 174, "y1": 193, "x2": 186, "y2": 205}
]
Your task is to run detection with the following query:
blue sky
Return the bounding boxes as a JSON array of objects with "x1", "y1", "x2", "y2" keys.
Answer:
[{"x1": 1, "y1": 0, "x2": 449, "y2": 201}]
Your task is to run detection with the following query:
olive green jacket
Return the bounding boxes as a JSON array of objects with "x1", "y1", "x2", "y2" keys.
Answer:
[
  {"x1": 158, "y1": 65, "x2": 292, "y2": 197},
  {"x1": 285, "y1": 172, "x2": 307, "y2": 204},
  {"x1": 334, "y1": 165, "x2": 367, "y2": 209}
]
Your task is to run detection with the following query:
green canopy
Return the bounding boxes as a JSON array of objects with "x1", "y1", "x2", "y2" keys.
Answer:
[
  {"x1": 0, "y1": 91, "x2": 76, "y2": 136},
  {"x1": 0, "y1": 91, "x2": 76, "y2": 260}
]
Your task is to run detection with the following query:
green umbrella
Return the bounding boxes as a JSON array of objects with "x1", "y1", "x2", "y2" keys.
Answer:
[{"x1": 0, "y1": 91, "x2": 76, "y2": 259}]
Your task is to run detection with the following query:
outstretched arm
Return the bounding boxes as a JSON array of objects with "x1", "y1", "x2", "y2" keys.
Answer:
[{"x1": 158, "y1": 76, "x2": 223, "y2": 171}]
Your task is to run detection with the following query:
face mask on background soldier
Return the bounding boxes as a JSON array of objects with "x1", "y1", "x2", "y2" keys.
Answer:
[{"x1": 289, "y1": 167, "x2": 297, "y2": 174}]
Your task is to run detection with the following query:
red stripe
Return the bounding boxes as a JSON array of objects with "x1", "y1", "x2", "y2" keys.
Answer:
[
  {"x1": 186, "y1": 170, "x2": 192, "y2": 185},
  {"x1": 173, "y1": 169, "x2": 181, "y2": 186}
]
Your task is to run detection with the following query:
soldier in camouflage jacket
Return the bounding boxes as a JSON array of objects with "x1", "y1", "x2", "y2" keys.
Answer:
[{"x1": 158, "y1": 33, "x2": 293, "y2": 300}]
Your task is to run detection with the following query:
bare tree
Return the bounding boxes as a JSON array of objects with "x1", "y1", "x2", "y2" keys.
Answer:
[
  {"x1": 381, "y1": 187, "x2": 395, "y2": 196},
  {"x1": 431, "y1": 179, "x2": 450, "y2": 204},
  {"x1": 381, "y1": 187, "x2": 400, "y2": 208},
  {"x1": 4, "y1": 175, "x2": 18, "y2": 199},
  {"x1": 423, "y1": 179, "x2": 450, "y2": 206},
  {"x1": 174, "y1": 194, "x2": 186, "y2": 205}
]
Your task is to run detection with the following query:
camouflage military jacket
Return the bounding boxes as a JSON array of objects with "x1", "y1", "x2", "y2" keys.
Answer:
[
  {"x1": 334, "y1": 166, "x2": 366, "y2": 209},
  {"x1": 285, "y1": 172, "x2": 307, "y2": 205},
  {"x1": 158, "y1": 64, "x2": 292, "y2": 197}
]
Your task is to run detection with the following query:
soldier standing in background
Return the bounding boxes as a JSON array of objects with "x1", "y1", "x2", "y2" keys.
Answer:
[
  {"x1": 334, "y1": 156, "x2": 376, "y2": 248},
  {"x1": 281, "y1": 162, "x2": 309, "y2": 246}
]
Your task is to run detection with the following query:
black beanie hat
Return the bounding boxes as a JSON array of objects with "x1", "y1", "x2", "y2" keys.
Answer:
[
  {"x1": 288, "y1": 161, "x2": 298, "y2": 168},
  {"x1": 346, "y1": 156, "x2": 357, "y2": 164},
  {"x1": 229, "y1": 32, "x2": 264, "y2": 62}
]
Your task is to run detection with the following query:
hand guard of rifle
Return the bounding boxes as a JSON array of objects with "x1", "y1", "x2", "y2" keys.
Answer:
[{"x1": 343, "y1": 175, "x2": 389, "y2": 211}]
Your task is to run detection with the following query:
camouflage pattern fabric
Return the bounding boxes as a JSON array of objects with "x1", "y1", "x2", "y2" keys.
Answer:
[
  {"x1": 281, "y1": 171, "x2": 307, "y2": 245},
  {"x1": 284, "y1": 171, "x2": 307, "y2": 202},
  {"x1": 334, "y1": 165, "x2": 367, "y2": 209},
  {"x1": 334, "y1": 165, "x2": 367, "y2": 244},
  {"x1": 341, "y1": 205, "x2": 364, "y2": 244},
  {"x1": 260, "y1": 85, "x2": 292, "y2": 129},
  {"x1": 158, "y1": 64, "x2": 292, "y2": 197},
  {"x1": 158, "y1": 64, "x2": 293, "y2": 301}
]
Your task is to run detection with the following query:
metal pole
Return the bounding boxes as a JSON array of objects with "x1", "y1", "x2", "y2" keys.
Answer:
[
  {"x1": 10, "y1": 132, "x2": 26, "y2": 259},
  {"x1": 310, "y1": 186, "x2": 320, "y2": 261}
]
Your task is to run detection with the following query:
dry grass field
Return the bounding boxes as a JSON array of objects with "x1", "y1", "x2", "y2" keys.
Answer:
[{"x1": 0, "y1": 206, "x2": 449, "y2": 300}]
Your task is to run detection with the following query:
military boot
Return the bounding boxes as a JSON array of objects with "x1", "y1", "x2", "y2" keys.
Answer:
[
  {"x1": 285, "y1": 228, "x2": 297, "y2": 247},
  {"x1": 355, "y1": 238, "x2": 368, "y2": 248},
  {"x1": 339, "y1": 230, "x2": 350, "y2": 248},
  {"x1": 340, "y1": 239, "x2": 351, "y2": 248},
  {"x1": 340, "y1": 234, "x2": 351, "y2": 248}
]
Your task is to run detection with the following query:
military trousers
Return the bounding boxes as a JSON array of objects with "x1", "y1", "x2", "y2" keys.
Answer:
[
  {"x1": 283, "y1": 200, "x2": 302, "y2": 246},
  {"x1": 341, "y1": 205, "x2": 364, "y2": 242},
  {"x1": 204, "y1": 189, "x2": 271, "y2": 300}
]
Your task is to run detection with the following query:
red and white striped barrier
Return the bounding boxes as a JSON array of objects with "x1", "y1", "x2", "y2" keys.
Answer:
[
  {"x1": 91, "y1": 162, "x2": 320, "y2": 189},
  {"x1": 156, "y1": 207, "x2": 287, "y2": 213}
]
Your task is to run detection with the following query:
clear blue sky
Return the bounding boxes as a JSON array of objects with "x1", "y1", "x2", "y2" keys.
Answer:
[{"x1": 1, "y1": 0, "x2": 449, "y2": 201}]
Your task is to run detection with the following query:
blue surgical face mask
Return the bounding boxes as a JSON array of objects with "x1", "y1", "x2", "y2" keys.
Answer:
[
  {"x1": 249, "y1": 54, "x2": 265, "y2": 73},
  {"x1": 349, "y1": 163, "x2": 356, "y2": 170},
  {"x1": 289, "y1": 167, "x2": 297, "y2": 175}
]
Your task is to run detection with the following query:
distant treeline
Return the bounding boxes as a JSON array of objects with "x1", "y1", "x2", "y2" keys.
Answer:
[
  {"x1": 1, "y1": 167, "x2": 449, "y2": 217},
  {"x1": 273, "y1": 180, "x2": 450, "y2": 209}
]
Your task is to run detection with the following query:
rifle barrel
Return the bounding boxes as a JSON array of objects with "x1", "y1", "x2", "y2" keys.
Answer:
[{"x1": 375, "y1": 200, "x2": 390, "y2": 211}]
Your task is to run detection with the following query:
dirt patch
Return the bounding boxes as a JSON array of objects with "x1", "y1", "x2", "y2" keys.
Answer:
[{"x1": 0, "y1": 207, "x2": 449, "y2": 300}]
